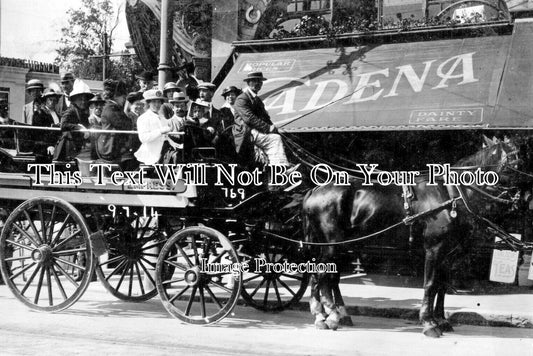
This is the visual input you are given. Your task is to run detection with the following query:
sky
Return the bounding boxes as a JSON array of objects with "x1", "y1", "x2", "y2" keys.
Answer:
[{"x1": 0, "y1": 0, "x2": 131, "y2": 63}]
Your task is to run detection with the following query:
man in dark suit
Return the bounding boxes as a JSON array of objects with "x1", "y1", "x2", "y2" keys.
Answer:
[
  {"x1": 233, "y1": 72, "x2": 290, "y2": 166},
  {"x1": 57, "y1": 72, "x2": 75, "y2": 115}
]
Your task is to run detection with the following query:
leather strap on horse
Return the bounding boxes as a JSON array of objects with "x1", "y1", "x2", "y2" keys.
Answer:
[
  {"x1": 455, "y1": 185, "x2": 533, "y2": 251},
  {"x1": 262, "y1": 197, "x2": 462, "y2": 247}
]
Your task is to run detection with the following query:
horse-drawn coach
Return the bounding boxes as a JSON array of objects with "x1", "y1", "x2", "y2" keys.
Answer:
[{"x1": 2, "y1": 15, "x2": 533, "y2": 338}]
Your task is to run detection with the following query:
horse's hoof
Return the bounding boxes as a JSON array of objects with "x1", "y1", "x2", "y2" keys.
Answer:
[
  {"x1": 437, "y1": 320, "x2": 454, "y2": 333},
  {"x1": 339, "y1": 316, "x2": 354, "y2": 326},
  {"x1": 315, "y1": 319, "x2": 329, "y2": 330},
  {"x1": 325, "y1": 312, "x2": 341, "y2": 331},
  {"x1": 422, "y1": 325, "x2": 442, "y2": 338}
]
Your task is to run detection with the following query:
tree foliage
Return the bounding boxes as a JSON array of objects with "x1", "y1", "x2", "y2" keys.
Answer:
[{"x1": 55, "y1": 0, "x2": 142, "y2": 89}]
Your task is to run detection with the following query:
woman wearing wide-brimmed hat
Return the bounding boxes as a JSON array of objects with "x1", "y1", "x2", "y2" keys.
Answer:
[
  {"x1": 134, "y1": 89, "x2": 171, "y2": 165},
  {"x1": 54, "y1": 80, "x2": 95, "y2": 161}
]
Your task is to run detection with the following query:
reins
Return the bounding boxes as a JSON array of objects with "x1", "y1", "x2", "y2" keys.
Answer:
[{"x1": 263, "y1": 197, "x2": 463, "y2": 247}]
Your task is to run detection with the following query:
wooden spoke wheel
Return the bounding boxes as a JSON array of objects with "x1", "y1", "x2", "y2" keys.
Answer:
[
  {"x1": 240, "y1": 241, "x2": 309, "y2": 311},
  {"x1": 156, "y1": 226, "x2": 242, "y2": 325},
  {"x1": 0, "y1": 197, "x2": 93, "y2": 312},
  {"x1": 95, "y1": 214, "x2": 167, "y2": 302}
]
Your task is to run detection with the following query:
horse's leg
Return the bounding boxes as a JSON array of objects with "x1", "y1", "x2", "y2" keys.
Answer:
[
  {"x1": 331, "y1": 271, "x2": 353, "y2": 326},
  {"x1": 420, "y1": 241, "x2": 444, "y2": 338},
  {"x1": 309, "y1": 274, "x2": 328, "y2": 329},
  {"x1": 320, "y1": 272, "x2": 341, "y2": 331},
  {"x1": 434, "y1": 267, "x2": 454, "y2": 333}
]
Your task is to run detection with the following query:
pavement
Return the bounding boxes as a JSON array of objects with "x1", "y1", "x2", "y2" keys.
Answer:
[{"x1": 291, "y1": 273, "x2": 533, "y2": 329}]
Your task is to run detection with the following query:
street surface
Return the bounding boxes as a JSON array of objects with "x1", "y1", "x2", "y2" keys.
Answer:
[{"x1": 0, "y1": 282, "x2": 532, "y2": 356}]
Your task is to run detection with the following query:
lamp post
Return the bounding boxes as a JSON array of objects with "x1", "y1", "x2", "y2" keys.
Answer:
[{"x1": 158, "y1": 0, "x2": 171, "y2": 89}]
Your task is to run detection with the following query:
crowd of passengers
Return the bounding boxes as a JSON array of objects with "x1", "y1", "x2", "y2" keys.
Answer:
[{"x1": 0, "y1": 70, "x2": 298, "y2": 179}]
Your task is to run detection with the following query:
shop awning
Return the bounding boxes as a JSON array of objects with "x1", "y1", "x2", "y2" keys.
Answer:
[{"x1": 214, "y1": 21, "x2": 533, "y2": 132}]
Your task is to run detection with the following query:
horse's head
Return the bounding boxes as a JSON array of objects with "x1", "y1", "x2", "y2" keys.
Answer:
[{"x1": 455, "y1": 135, "x2": 520, "y2": 174}]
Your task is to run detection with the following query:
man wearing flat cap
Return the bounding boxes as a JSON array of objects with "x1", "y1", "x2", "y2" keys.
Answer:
[
  {"x1": 195, "y1": 81, "x2": 224, "y2": 147},
  {"x1": 234, "y1": 72, "x2": 291, "y2": 167}
]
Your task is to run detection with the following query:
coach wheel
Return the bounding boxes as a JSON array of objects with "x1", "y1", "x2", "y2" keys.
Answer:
[
  {"x1": 96, "y1": 214, "x2": 167, "y2": 302},
  {"x1": 240, "y1": 241, "x2": 309, "y2": 311},
  {"x1": 156, "y1": 226, "x2": 242, "y2": 325},
  {"x1": 0, "y1": 197, "x2": 93, "y2": 312}
]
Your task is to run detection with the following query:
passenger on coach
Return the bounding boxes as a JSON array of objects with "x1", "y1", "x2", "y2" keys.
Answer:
[
  {"x1": 23, "y1": 79, "x2": 45, "y2": 125},
  {"x1": 169, "y1": 92, "x2": 189, "y2": 131},
  {"x1": 57, "y1": 72, "x2": 75, "y2": 114},
  {"x1": 134, "y1": 89, "x2": 171, "y2": 165},
  {"x1": 163, "y1": 82, "x2": 182, "y2": 101},
  {"x1": 56, "y1": 80, "x2": 94, "y2": 161},
  {"x1": 33, "y1": 88, "x2": 62, "y2": 159},
  {"x1": 135, "y1": 71, "x2": 155, "y2": 93},
  {"x1": 234, "y1": 72, "x2": 293, "y2": 168},
  {"x1": 125, "y1": 91, "x2": 145, "y2": 152},
  {"x1": 220, "y1": 86, "x2": 250, "y2": 163},
  {"x1": 196, "y1": 82, "x2": 224, "y2": 144},
  {"x1": 96, "y1": 79, "x2": 136, "y2": 170},
  {"x1": 0, "y1": 99, "x2": 16, "y2": 150}
]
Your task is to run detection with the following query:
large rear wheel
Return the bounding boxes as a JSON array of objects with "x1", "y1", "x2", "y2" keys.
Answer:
[{"x1": 0, "y1": 197, "x2": 93, "y2": 312}]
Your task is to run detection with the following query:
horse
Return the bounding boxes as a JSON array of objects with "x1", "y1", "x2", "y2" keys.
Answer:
[{"x1": 301, "y1": 137, "x2": 523, "y2": 336}]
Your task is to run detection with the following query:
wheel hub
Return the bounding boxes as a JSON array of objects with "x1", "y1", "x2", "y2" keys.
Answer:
[
  {"x1": 185, "y1": 266, "x2": 200, "y2": 286},
  {"x1": 32, "y1": 245, "x2": 53, "y2": 266}
]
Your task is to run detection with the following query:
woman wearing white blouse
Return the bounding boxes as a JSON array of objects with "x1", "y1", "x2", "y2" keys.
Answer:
[{"x1": 134, "y1": 89, "x2": 171, "y2": 165}]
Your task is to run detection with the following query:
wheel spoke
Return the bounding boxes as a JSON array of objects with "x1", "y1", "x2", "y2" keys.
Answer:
[
  {"x1": 280, "y1": 273, "x2": 303, "y2": 281},
  {"x1": 137, "y1": 259, "x2": 156, "y2": 286},
  {"x1": 5, "y1": 255, "x2": 33, "y2": 262},
  {"x1": 199, "y1": 286, "x2": 206, "y2": 318},
  {"x1": 190, "y1": 235, "x2": 200, "y2": 265},
  {"x1": 204, "y1": 284, "x2": 223, "y2": 308},
  {"x1": 98, "y1": 254, "x2": 123, "y2": 267},
  {"x1": 139, "y1": 256, "x2": 156, "y2": 269},
  {"x1": 5, "y1": 239, "x2": 34, "y2": 252},
  {"x1": 128, "y1": 262, "x2": 134, "y2": 297},
  {"x1": 34, "y1": 266, "x2": 46, "y2": 304},
  {"x1": 175, "y1": 242, "x2": 193, "y2": 267},
  {"x1": 53, "y1": 261, "x2": 79, "y2": 288},
  {"x1": 209, "y1": 279, "x2": 233, "y2": 293},
  {"x1": 263, "y1": 280, "x2": 271, "y2": 307},
  {"x1": 20, "y1": 264, "x2": 41, "y2": 295},
  {"x1": 272, "y1": 279, "x2": 282, "y2": 306},
  {"x1": 162, "y1": 277, "x2": 185, "y2": 285},
  {"x1": 50, "y1": 214, "x2": 72, "y2": 246},
  {"x1": 115, "y1": 261, "x2": 130, "y2": 291},
  {"x1": 210, "y1": 250, "x2": 228, "y2": 265},
  {"x1": 277, "y1": 278, "x2": 297, "y2": 297},
  {"x1": 47, "y1": 205, "x2": 57, "y2": 244},
  {"x1": 163, "y1": 259, "x2": 187, "y2": 271},
  {"x1": 53, "y1": 247, "x2": 87, "y2": 256},
  {"x1": 168, "y1": 284, "x2": 190, "y2": 303},
  {"x1": 46, "y1": 267, "x2": 53, "y2": 306},
  {"x1": 9, "y1": 262, "x2": 36, "y2": 281},
  {"x1": 248, "y1": 278, "x2": 266, "y2": 298},
  {"x1": 134, "y1": 263, "x2": 146, "y2": 296},
  {"x1": 23, "y1": 210, "x2": 43, "y2": 245},
  {"x1": 38, "y1": 203, "x2": 46, "y2": 245},
  {"x1": 185, "y1": 286, "x2": 197, "y2": 316},
  {"x1": 104, "y1": 258, "x2": 127, "y2": 281},
  {"x1": 139, "y1": 240, "x2": 166, "y2": 252},
  {"x1": 12, "y1": 223, "x2": 40, "y2": 248},
  {"x1": 50, "y1": 266, "x2": 67, "y2": 300},
  {"x1": 53, "y1": 257, "x2": 85, "y2": 271},
  {"x1": 52, "y1": 229, "x2": 82, "y2": 251}
]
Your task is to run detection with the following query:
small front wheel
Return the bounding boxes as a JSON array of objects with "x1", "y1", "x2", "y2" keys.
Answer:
[{"x1": 155, "y1": 226, "x2": 242, "y2": 324}]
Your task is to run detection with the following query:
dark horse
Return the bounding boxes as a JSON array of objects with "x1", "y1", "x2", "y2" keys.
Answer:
[{"x1": 301, "y1": 138, "x2": 521, "y2": 336}]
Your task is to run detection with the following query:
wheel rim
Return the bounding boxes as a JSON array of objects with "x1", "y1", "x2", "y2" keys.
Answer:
[
  {"x1": 240, "y1": 242, "x2": 309, "y2": 311},
  {"x1": 156, "y1": 227, "x2": 242, "y2": 325},
  {"x1": 95, "y1": 214, "x2": 166, "y2": 302},
  {"x1": 0, "y1": 197, "x2": 93, "y2": 312}
]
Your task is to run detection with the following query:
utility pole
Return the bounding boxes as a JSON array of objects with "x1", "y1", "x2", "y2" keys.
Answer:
[{"x1": 158, "y1": 0, "x2": 171, "y2": 89}]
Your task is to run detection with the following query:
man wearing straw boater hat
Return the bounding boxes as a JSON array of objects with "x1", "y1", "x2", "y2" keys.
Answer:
[
  {"x1": 23, "y1": 79, "x2": 45, "y2": 125},
  {"x1": 234, "y1": 72, "x2": 292, "y2": 168}
]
